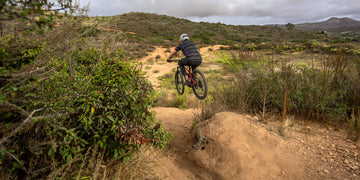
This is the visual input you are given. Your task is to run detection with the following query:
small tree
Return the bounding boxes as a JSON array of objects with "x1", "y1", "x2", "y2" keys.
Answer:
[{"x1": 285, "y1": 23, "x2": 295, "y2": 30}]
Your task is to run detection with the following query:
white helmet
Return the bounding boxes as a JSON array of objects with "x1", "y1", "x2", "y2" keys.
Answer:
[{"x1": 179, "y1": 34, "x2": 189, "y2": 43}]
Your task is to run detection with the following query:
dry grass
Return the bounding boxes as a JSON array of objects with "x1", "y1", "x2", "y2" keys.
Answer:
[
  {"x1": 348, "y1": 110, "x2": 360, "y2": 141},
  {"x1": 105, "y1": 147, "x2": 162, "y2": 179},
  {"x1": 46, "y1": 145, "x2": 162, "y2": 180}
]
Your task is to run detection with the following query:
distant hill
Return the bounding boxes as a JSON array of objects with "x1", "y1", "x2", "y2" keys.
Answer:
[
  {"x1": 295, "y1": 17, "x2": 360, "y2": 35},
  {"x1": 89, "y1": 12, "x2": 341, "y2": 46}
]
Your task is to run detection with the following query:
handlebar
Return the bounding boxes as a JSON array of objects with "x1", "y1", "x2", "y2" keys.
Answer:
[{"x1": 167, "y1": 59, "x2": 182, "y2": 62}]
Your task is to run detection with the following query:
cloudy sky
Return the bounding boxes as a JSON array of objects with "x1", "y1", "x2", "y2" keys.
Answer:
[{"x1": 78, "y1": 0, "x2": 360, "y2": 25}]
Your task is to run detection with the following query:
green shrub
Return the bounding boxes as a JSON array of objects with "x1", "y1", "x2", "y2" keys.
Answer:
[
  {"x1": 0, "y1": 36, "x2": 43, "y2": 70},
  {"x1": 0, "y1": 47, "x2": 171, "y2": 179},
  {"x1": 206, "y1": 50, "x2": 360, "y2": 123},
  {"x1": 245, "y1": 43, "x2": 258, "y2": 51}
]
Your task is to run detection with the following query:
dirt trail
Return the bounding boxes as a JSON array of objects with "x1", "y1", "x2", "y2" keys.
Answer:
[{"x1": 144, "y1": 46, "x2": 360, "y2": 179}]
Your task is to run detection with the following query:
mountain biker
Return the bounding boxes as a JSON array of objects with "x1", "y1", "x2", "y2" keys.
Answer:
[{"x1": 167, "y1": 34, "x2": 202, "y2": 85}]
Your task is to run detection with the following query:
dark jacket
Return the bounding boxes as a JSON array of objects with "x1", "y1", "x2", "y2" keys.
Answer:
[{"x1": 175, "y1": 40, "x2": 202, "y2": 62}]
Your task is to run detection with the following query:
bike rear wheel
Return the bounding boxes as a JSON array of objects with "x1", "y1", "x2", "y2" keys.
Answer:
[
  {"x1": 191, "y1": 69, "x2": 208, "y2": 100},
  {"x1": 175, "y1": 69, "x2": 185, "y2": 95}
]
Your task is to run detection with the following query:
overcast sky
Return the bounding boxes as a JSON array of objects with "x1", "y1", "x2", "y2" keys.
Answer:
[{"x1": 78, "y1": 0, "x2": 360, "y2": 25}]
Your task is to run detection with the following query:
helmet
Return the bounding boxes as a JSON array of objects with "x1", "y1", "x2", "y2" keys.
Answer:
[{"x1": 179, "y1": 34, "x2": 189, "y2": 43}]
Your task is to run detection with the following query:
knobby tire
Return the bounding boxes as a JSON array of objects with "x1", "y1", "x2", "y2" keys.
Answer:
[
  {"x1": 192, "y1": 69, "x2": 208, "y2": 100},
  {"x1": 175, "y1": 70, "x2": 185, "y2": 95}
]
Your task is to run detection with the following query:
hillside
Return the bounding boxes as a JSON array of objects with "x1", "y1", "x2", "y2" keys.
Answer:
[
  {"x1": 296, "y1": 17, "x2": 360, "y2": 35},
  {"x1": 86, "y1": 12, "x2": 334, "y2": 46}
]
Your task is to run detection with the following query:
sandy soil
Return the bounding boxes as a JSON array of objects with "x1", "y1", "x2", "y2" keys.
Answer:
[{"x1": 141, "y1": 46, "x2": 360, "y2": 180}]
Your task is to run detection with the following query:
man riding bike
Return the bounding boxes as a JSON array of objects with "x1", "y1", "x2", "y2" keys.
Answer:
[{"x1": 167, "y1": 34, "x2": 202, "y2": 85}]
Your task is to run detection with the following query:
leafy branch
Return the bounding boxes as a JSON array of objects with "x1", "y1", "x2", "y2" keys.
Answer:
[{"x1": 0, "y1": 0, "x2": 82, "y2": 27}]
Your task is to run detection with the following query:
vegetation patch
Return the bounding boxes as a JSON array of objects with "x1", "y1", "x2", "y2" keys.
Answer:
[
  {"x1": 0, "y1": 13, "x2": 171, "y2": 180},
  {"x1": 199, "y1": 49, "x2": 360, "y2": 128}
]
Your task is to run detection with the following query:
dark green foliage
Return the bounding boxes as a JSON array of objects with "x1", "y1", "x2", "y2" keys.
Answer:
[
  {"x1": 285, "y1": 23, "x2": 295, "y2": 30},
  {"x1": 0, "y1": 36, "x2": 44, "y2": 70}
]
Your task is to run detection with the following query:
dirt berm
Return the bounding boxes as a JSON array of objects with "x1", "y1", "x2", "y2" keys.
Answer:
[{"x1": 152, "y1": 107, "x2": 307, "y2": 180}]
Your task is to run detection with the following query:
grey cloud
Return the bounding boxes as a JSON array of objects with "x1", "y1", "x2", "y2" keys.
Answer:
[{"x1": 79, "y1": 0, "x2": 360, "y2": 24}]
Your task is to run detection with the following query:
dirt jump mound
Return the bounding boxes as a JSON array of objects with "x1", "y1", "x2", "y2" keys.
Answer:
[
  {"x1": 153, "y1": 108, "x2": 306, "y2": 180},
  {"x1": 189, "y1": 112, "x2": 306, "y2": 179}
]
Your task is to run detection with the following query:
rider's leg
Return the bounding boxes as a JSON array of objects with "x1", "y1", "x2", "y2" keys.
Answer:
[
  {"x1": 178, "y1": 59, "x2": 190, "y2": 79},
  {"x1": 190, "y1": 59, "x2": 201, "y2": 71},
  {"x1": 178, "y1": 59, "x2": 191, "y2": 85},
  {"x1": 179, "y1": 59, "x2": 201, "y2": 83}
]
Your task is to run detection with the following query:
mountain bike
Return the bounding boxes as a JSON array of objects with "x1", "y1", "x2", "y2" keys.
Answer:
[{"x1": 167, "y1": 59, "x2": 208, "y2": 100}]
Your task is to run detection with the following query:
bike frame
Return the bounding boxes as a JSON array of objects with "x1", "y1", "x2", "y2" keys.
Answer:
[
  {"x1": 168, "y1": 58, "x2": 208, "y2": 100},
  {"x1": 169, "y1": 59, "x2": 197, "y2": 86},
  {"x1": 182, "y1": 65, "x2": 197, "y2": 87}
]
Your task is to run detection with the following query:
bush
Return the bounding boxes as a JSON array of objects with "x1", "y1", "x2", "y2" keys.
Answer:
[
  {"x1": 0, "y1": 45, "x2": 171, "y2": 179},
  {"x1": 205, "y1": 49, "x2": 360, "y2": 123},
  {"x1": 0, "y1": 36, "x2": 44, "y2": 70}
]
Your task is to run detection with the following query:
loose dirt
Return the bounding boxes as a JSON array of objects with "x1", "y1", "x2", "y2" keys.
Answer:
[{"x1": 142, "y1": 46, "x2": 360, "y2": 179}]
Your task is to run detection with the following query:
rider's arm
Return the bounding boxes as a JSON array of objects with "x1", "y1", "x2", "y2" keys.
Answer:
[{"x1": 167, "y1": 49, "x2": 177, "y2": 60}]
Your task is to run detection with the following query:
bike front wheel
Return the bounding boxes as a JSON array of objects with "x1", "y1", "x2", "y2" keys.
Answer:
[
  {"x1": 191, "y1": 69, "x2": 208, "y2": 100},
  {"x1": 175, "y1": 70, "x2": 185, "y2": 95}
]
